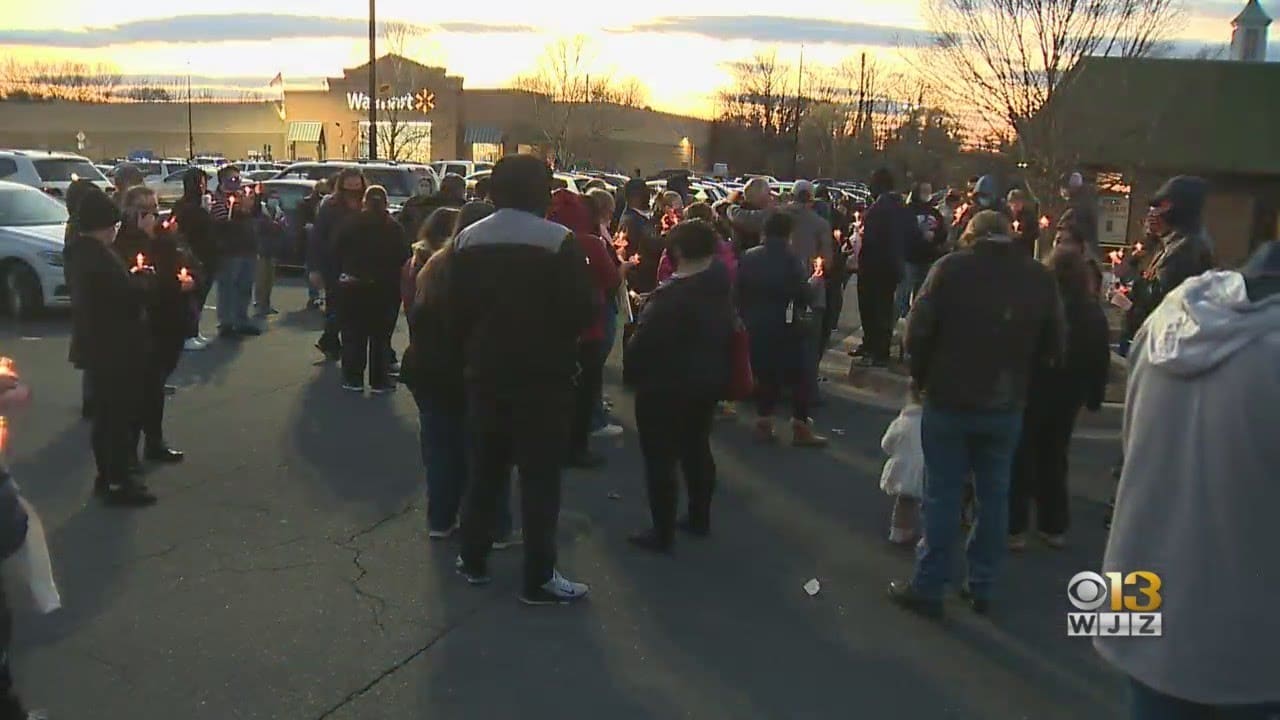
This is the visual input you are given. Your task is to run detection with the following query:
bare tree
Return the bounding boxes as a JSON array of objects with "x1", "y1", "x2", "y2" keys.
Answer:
[
  {"x1": 369, "y1": 21, "x2": 436, "y2": 162},
  {"x1": 918, "y1": 0, "x2": 1184, "y2": 197},
  {"x1": 0, "y1": 59, "x2": 122, "y2": 101},
  {"x1": 512, "y1": 36, "x2": 648, "y2": 167}
]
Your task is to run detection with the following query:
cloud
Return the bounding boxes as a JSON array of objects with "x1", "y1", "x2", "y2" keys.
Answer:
[
  {"x1": 618, "y1": 15, "x2": 933, "y2": 47},
  {"x1": 0, "y1": 14, "x2": 535, "y2": 48}
]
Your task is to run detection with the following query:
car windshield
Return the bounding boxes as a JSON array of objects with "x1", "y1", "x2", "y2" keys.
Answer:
[
  {"x1": 362, "y1": 169, "x2": 409, "y2": 197},
  {"x1": 35, "y1": 159, "x2": 106, "y2": 183},
  {"x1": 0, "y1": 185, "x2": 70, "y2": 226}
]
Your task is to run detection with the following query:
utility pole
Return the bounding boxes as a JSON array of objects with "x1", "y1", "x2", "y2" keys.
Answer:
[
  {"x1": 791, "y1": 44, "x2": 804, "y2": 179},
  {"x1": 367, "y1": 0, "x2": 377, "y2": 160},
  {"x1": 186, "y1": 64, "x2": 195, "y2": 160}
]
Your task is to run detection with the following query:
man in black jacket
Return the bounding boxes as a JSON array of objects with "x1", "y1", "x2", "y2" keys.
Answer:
[
  {"x1": 63, "y1": 189, "x2": 157, "y2": 507},
  {"x1": 1126, "y1": 176, "x2": 1215, "y2": 337},
  {"x1": 443, "y1": 155, "x2": 596, "y2": 605},
  {"x1": 312, "y1": 168, "x2": 367, "y2": 360},
  {"x1": 854, "y1": 168, "x2": 909, "y2": 367},
  {"x1": 210, "y1": 165, "x2": 262, "y2": 337},
  {"x1": 889, "y1": 210, "x2": 1063, "y2": 618}
]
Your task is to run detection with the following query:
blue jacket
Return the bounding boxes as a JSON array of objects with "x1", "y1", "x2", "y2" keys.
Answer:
[{"x1": 735, "y1": 236, "x2": 811, "y2": 381}]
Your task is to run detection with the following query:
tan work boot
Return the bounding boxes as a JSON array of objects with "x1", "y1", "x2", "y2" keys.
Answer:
[
  {"x1": 753, "y1": 418, "x2": 776, "y2": 444},
  {"x1": 791, "y1": 418, "x2": 828, "y2": 448}
]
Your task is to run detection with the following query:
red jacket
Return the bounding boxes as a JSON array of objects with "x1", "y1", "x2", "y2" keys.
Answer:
[{"x1": 549, "y1": 190, "x2": 620, "y2": 342}]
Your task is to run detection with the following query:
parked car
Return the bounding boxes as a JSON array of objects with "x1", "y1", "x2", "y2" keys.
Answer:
[
  {"x1": 271, "y1": 161, "x2": 438, "y2": 206},
  {"x1": 431, "y1": 160, "x2": 493, "y2": 180},
  {"x1": 0, "y1": 150, "x2": 112, "y2": 197},
  {"x1": 257, "y1": 179, "x2": 318, "y2": 269},
  {"x1": 0, "y1": 181, "x2": 70, "y2": 318},
  {"x1": 149, "y1": 167, "x2": 216, "y2": 205},
  {"x1": 113, "y1": 159, "x2": 189, "y2": 182},
  {"x1": 646, "y1": 179, "x2": 728, "y2": 205},
  {"x1": 243, "y1": 170, "x2": 278, "y2": 182},
  {"x1": 235, "y1": 161, "x2": 289, "y2": 174}
]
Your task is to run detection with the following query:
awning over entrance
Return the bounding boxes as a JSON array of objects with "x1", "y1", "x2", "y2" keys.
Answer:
[
  {"x1": 464, "y1": 126, "x2": 503, "y2": 145},
  {"x1": 287, "y1": 121, "x2": 324, "y2": 144}
]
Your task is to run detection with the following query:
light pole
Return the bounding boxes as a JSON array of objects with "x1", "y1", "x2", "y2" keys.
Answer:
[
  {"x1": 186, "y1": 62, "x2": 195, "y2": 160},
  {"x1": 367, "y1": 0, "x2": 378, "y2": 160}
]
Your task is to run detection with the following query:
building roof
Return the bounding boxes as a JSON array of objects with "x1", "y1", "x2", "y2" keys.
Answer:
[
  {"x1": 1050, "y1": 55, "x2": 1280, "y2": 177},
  {"x1": 1233, "y1": 0, "x2": 1272, "y2": 26}
]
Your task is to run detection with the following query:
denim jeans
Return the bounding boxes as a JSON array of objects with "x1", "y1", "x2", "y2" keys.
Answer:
[
  {"x1": 911, "y1": 405, "x2": 1023, "y2": 601},
  {"x1": 895, "y1": 262, "x2": 928, "y2": 319},
  {"x1": 1129, "y1": 677, "x2": 1280, "y2": 720},
  {"x1": 216, "y1": 254, "x2": 256, "y2": 330},
  {"x1": 418, "y1": 398, "x2": 511, "y2": 537},
  {"x1": 591, "y1": 299, "x2": 620, "y2": 431}
]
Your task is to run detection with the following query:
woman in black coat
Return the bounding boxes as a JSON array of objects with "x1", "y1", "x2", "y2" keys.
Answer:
[
  {"x1": 735, "y1": 212, "x2": 827, "y2": 447},
  {"x1": 334, "y1": 185, "x2": 410, "y2": 393},
  {"x1": 1008, "y1": 247, "x2": 1111, "y2": 550},
  {"x1": 623, "y1": 220, "x2": 735, "y2": 553},
  {"x1": 116, "y1": 186, "x2": 197, "y2": 465}
]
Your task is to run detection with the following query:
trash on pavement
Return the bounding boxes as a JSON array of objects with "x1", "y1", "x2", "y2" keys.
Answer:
[
  {"x1": 607, "y1": 491, "x2": 622, "y2": 500},
  {"x1": 803, "y1": 578, "x2": 821, "y2": 596}
]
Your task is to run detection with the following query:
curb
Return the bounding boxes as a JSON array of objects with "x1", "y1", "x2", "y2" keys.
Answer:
[{"x1": 824, "y1": 333, "x2": 1124, "y2": 432}]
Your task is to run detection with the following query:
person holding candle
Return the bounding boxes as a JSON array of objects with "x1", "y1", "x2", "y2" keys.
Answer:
[
  {"x1": 1006, "y1": 189, "x2": 1041, "y2": 258},
  {"x1": 312, "y1": 168, "x2": 369, "y2": 361},
  {"x1": 209, "y1": 165, "x2": 262, "y2": 338},
  {"x1": 333, "y1": 185, "x2": 410, "y2": 393},
  {"x1": 63, "y1": 188, "x2": 158, "y2": 507},
  {"x1": 174, "y1": 167, "x2": 215, "y2": 350},
  {"x1": 116, "y1": 186, "x2": 194, "y2": 465}
]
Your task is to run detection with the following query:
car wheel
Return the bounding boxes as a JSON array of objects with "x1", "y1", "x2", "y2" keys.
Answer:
[{"x1": 2, "y1": 262, "x2": 44, "y2": 320}]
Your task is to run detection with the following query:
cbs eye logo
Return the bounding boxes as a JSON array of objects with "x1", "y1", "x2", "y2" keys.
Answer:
[{"x1": 1068, "y1": 571, "x2": 1162, "y2": 612}]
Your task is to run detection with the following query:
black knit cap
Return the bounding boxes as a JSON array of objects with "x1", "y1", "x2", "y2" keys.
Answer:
[{"x1": 76, "y1": 188, "x2": 122, "y2": 232}]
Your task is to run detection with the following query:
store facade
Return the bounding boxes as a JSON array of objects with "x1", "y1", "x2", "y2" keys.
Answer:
[{"x1": 0, "y1": 55, "x2": 712, "y2": 176}]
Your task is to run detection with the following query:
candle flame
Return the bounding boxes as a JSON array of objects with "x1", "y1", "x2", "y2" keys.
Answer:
[
  {"x1": 135, "y1": 253, "x2": 146, "y2": 268},
  {"x1": 1134, "y1": 242, "x2": 1144, "y2": 253},
  {"x1": 1108, "y1": 249, "x2": 1125, "y2": 266},
  {"x1": 177, "y1": 267, "x2": 191, "y2": 282},
  {"x1": 1039, "y1": 215, "x2": 1051, "y2": 229},
  {"x1": 0, "y1": 357, "x2": 13, "y2": 378},
  {"x1": 813, "y1": 256, "x2": 825, "y2": 277},
  {"x1": 952, "y1": 203, "x2": 969, "y2": 225},
  {"x1": 162, "y1": 215, "x2": 177, "y2": 231},
  {"x1": 833, "y1": 228, "x2": 842, "y2": 241},
  {"x1": 1012, "y1": 220, "x2": 1021, "y2": 234}
]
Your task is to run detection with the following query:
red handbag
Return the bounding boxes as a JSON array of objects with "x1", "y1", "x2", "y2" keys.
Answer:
[{"x1": 726, "y1": 321, "x2": 755, "y2": 401}]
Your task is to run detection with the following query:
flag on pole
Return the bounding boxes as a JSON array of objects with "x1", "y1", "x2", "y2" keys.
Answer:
[{"x1": 270, "y1": 72, "x2": 285, "y2": 120}]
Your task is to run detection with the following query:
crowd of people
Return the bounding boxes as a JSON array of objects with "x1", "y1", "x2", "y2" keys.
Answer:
[{"x1": 0, "y1": 147, "x2": 1274, "y2": 717}]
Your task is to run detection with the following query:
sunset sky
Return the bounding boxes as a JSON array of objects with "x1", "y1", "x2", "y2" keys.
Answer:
[{"x1": 2, "y1": 0, "x2": 1275, "y2": 115}]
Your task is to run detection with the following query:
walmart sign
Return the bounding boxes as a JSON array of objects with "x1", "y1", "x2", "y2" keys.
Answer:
[{"x1": 346, "y1": 89, "x2": 436, "y2": 114}]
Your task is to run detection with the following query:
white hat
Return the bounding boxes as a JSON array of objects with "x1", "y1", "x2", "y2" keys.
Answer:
[{"x1": 793, "y1": 179, "x2": 814, "y2": 198}]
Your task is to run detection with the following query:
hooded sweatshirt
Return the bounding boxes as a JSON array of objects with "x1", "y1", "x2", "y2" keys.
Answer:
[
  {"x1": 173, "y1": 168, "x2": 215, "y2": 270},
  {"x1": 1127, "y1": 177, "x2": 1216, "y2": 336},
  {"x1": 1095, "y1": 269, "x2": 1280, "y2": 704},
  {"x1": 623, "y1": 260, "x2": 734, "y2": 396}
]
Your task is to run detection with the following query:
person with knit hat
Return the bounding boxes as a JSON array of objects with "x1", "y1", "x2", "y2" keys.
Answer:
[{"x1": 63, "y1": 188, "x2": 158, "y2": 507}]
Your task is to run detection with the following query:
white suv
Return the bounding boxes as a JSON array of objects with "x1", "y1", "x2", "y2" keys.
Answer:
[{"x1": 0, "y1": 150, "x2": 112, "y2": 198}]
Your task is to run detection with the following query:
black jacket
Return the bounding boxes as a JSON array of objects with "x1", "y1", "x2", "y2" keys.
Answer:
[
  {"x1": 432, "y1": 209, "x2": 595, "y2": 393},
  {"x1": 859, "y1": 192, "x2": 909, "y2": 281},
  {"x1": 906, "y1": 238, "x2": 1064, "y2": 412},
  {"x1": 173, "y1": 169, "x2": 215, "y2": 268},
  {"x1": 210, "y1": 190, "x2": 260, "y2": 257},
  {"x1": 312, "y1": 195, "x2": 362, "y2": 282},
  {"x1": 619, "y1": 207, "x2": 664, "y2": 295},
  {"x1": 114, "y1": 228, "x2": 196, "y2": 343},
  {"x1": 624, "y1": 261, "x2": 734, "y2": 396},
  {"x1": 399, "y1": 193, "x2": 464, "y2": 240},
  {"x1": 65, "y1": 234, "x2": 150, "y2": 374},
  {"x1": 1045, "y1": 291, "x2": 1112, "y2": 412},
  {"x1": 1128, "y1": 176, "x2": 1214, "y2": 333},
  {"x1": 904, "y1": 199, "x2": 947, "y2": 266},
  {"x1": 1009, "y1": 205, "x2": 1040, "y2": 257},
  {"x1": 335, "y1": 211, "x2": 411, "y2": 302}
]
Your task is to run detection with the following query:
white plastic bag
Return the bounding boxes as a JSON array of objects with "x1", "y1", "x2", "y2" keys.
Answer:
[
  {"x1": 879, "y1": 405, "x2": 925, "y2": 499},
  {"x1": 2, "y1": 497, "x2": 60, "y2": 614}
]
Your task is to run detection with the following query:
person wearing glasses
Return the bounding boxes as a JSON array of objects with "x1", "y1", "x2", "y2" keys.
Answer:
[{"x1": 116, "y1": 186, "x2": 197, "y2": 468}]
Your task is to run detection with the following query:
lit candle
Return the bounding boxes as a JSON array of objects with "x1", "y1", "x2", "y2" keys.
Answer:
[
  {"x1": 854, "y1": 211, "x2": 862, "y2": 225},
  {"x1": 833, "y1": 228, "x2": 842, "y2": 242},
  {"x1": 952, "y1": 203, "x2": 968, "y2": 225},
  {"x1": 177, "y1": 267, "x2": 192, "y2": 283},
  {"x1": 1012, "y1": 220, "x2": 1021, "y2": 234},
  {"x1": 812, "y1": 256, "x2": 825, "y2": 277},
  {"x1": 0, "y1": 417, "x2": 7, "y2": 455},
  {"x1": 134, "y1": 253, "x2": 146, "y2": 271},
  {"x1": 0, "y1": 357, "x2": 13, "y2": 379},
  {"x1": 1108, "y1": 249, "x2": 1125, "y2": 266},
  {"x1": 1039, "y1": 215, "x2": 1051, "y2": 229},
  {"x1": 1134, "y1": 242, "x2": 1144, "y2": 253}
]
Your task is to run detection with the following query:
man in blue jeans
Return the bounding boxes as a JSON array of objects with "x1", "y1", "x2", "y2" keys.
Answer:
[
  {"x1": 210, "y1": 165, "x2": 262, "y2": 337},
  {"x1": 888, "y1": 209, "x2": 1062, "y2": 619}
]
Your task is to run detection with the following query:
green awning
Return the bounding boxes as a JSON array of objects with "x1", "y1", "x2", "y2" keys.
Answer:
[
  {"x1": 287, "y1": 121, "x2": 323, "y2": 144},
  {"x1": 465, "y1": 126, "x2": 503, "y2": 145}
]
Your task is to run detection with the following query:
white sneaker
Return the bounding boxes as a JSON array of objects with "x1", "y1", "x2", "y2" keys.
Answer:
[
  {"x1": 427, "y1": 525, "x2": 456, "y2": 540},
  {"x1": 491, "y1": 532, "x2": 523, "y2": 550},
  {"x1": 591, "y1": 424, "x2": 624, "y2": 439},
  {"x1": 520, "y1": 570, "x2": 589, "y2": 605},
  {"x1": 183, "y1": 337, "x2": 208, "y2": 351}
]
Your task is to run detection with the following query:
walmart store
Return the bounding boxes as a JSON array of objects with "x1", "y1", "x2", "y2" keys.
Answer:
[{"x1": 0, "y1": 55, "x2": 710, "y2": 175}]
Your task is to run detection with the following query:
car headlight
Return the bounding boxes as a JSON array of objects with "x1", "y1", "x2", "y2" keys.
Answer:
[{"x1": 39, "y1": 250, "x2": 64, "y2": 267}]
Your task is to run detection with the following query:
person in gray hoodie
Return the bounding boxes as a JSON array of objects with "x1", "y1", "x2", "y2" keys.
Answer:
[{"x1": 1096, "y1": 243, "x2": 1280, "y2": 719}]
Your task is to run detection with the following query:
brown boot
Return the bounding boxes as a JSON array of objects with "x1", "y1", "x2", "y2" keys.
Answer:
[
  {"x1": 791, "y1": 418, "x2": 828, "y2": 448},
  {"x1": 753, "y1": 418, "x2": 776, "y2": 444}
]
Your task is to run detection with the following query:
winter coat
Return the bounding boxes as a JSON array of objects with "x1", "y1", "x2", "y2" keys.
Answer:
[
  {"x1": 859, "y1": 192, "x2": 909, "y2": 282},
  {"x1": 1027, "y1": 277, "x2": 1111, "y2": 413},
  {"x1": 334, "y1": 211, "x2": 411, "y2": 305},
  {"x1": 880, "y1": 405, "x2": 924, "y2": 498},
  {"x1": 64, "y1": 233, "x2": 150, "y2": 374},
  {"x1": 1096, "y1": 269, "x2": 1280, "y2": 705},
  {"x1": 656, "y1": 240, "x2": 737, "y2": 286},
  {"x1": 311, "y1": 195, "x2": 362, "y2": 283},
  {"x1": 173, "y1": 169, "x2": 215, "y2": 270},
  {"x1": 735, "y1": 235, "x2": 811, "y2": 381},
  {"x1": 622, "y1": 261, "x2": 734, "y2": 396},
  {"x1": 209, "y1": 190, "x2": 260, "y2": 257},
  {"x1": 784, "y1": 202, "x2": 834, "y2": 268},
  {"x1": 906, "y1": 236, "x2": 1064, "y2": 412},
  {"x1": 618, "y1": 207, "x2": 665, "y2": 295},
  {"x1": 727, "y1": 203, "x2": 769, "y2": 255},
  {"x1": 548, "y1": 190, "x2": 619, "y2": 343},
  {"x1": 114, "y1": 227, "x2": 197, "y2": 344},
  {"x1": 905, "y1": 199, "x2": 947, "y2": 266}
]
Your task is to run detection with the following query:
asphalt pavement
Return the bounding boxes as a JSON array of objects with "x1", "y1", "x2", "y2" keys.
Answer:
[{"x1": 0, "y1": 279, "x2": 1126, "y2": 720}]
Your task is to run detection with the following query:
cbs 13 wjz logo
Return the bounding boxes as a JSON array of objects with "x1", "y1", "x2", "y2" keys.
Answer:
[{"x1": 1067, "y1": 571, "x2": 1162, "y2": 637}]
